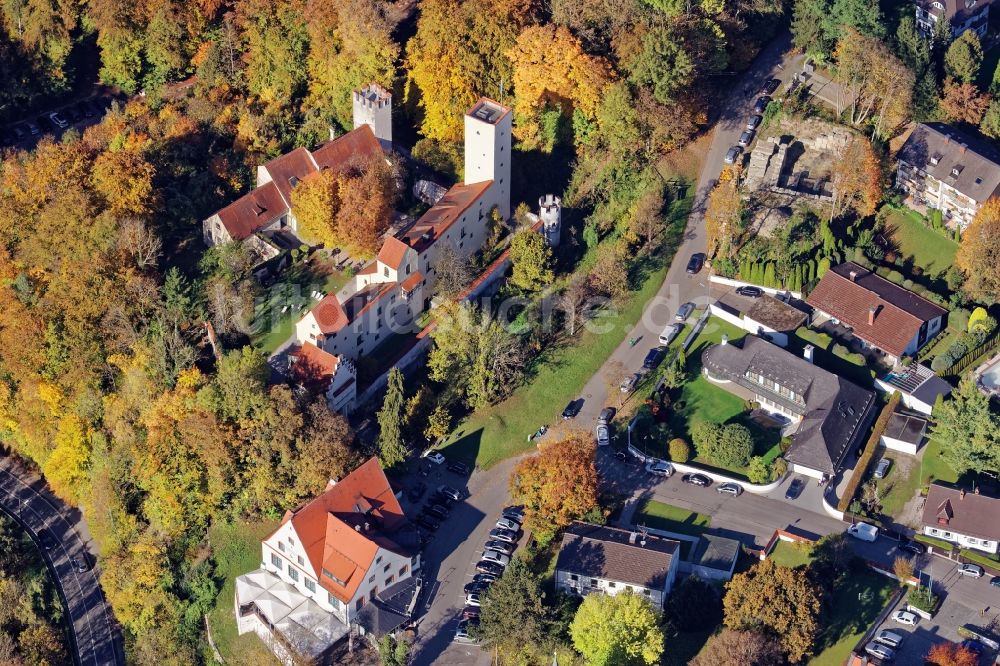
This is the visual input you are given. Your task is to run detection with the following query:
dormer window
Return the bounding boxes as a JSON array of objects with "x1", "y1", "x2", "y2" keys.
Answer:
[
  {"x1": 933, "y1": 1, "x2": 944, "y2": 8},
  {"x1": 951, "y1": 165, "x2": 964, "y2": 177},
  {"x1": 929, "y1": 153, "x2": 942, "y2": 166}
]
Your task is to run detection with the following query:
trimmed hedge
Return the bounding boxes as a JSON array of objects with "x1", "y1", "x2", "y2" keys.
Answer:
[
  {"x1": 959, "y1": 548, "x2": 1000, "y2": 571},
  {"x1": 914, "y1": 534, "x2": 955, "y2": 551},
  {"x1": 795, "y1": 327, "x2": 832, "y2": 351},
  {"x1": 837, "y1": 393, "x2": 901, "y2": 512}
]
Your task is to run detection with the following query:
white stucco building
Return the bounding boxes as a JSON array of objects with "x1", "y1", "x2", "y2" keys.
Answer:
[{"x1": 922, "y1": 483, "x2": 1000, "y2": 555}]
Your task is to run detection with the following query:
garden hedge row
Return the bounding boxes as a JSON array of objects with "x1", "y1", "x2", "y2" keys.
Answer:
[{"x1": 837, "y1": 392, "x2": 901, "y2": 512}]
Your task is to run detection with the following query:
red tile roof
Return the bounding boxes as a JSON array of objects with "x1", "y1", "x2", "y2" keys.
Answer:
[
  {"x1": 288, "y1": 342, "x2": 340, "y2": 390},
  {"x1": 402, "y1": 180, "x2": 493, "y2": 253},
  {"x1": 312, "y1": 294, "x2": 349, "y2": 334},
  {"x1": 312, "y1": 124, "x2": 383, "y2": 172},
  {"x1": 261, "y1": 147, "x2": 318, "y2": 207},
  {"x1": 280, "y1": 458, "x2": 408, "y2": 603},
  {"x1": 377, "y1": 236, "x2": 411, "y2": 271},
  {"x1": 805, "y1": 262, "x2": 947, "y2": 357},
  {"x1": 215, "y1": 181, "x2": 288, "y2": 241},
  {"x1": 400, "y1": 271, "x2": 423, "y2": 293}
]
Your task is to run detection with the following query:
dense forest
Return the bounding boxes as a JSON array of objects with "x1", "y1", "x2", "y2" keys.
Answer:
[{"x1": 0, "y1": 0, "x2": 791, "y2": 662}]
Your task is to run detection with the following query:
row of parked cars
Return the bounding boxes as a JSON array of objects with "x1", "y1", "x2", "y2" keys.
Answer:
[
  {"x1": 724, "y1": 78, "x2": 781, "y2": 165},
  {"x1": 454, "y1": 505, "x2": 525, "y2": 642},
  {"x1": 1, "y1": 96, "x2": 119, "y2": 147}
]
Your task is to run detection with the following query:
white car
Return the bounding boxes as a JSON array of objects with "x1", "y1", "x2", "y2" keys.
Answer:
[
  {"x1": 481, "y1": 550, "x2": 510, "y2": 567},
  {"x1": 496, "y1": 518, "x2": 519, "y2": 532},
  {"x1": 847, "y1": 522, "x2": 879, "y2": 543},
  {"x1": 465, "y1": 593, "x2": 482, "y2": 607},
  {"x1": 891, "y1": 610, "x2": 918, "y2": 626},
  {"x1": 957, "y1": 563, "x2": 984, "y2": 578},
  {"x1": 596, "y1": 424, "x2": 610, "y2": 447},
  {"x1": 422, "y1": 451, "x2": 446, "y2": 465},
  {"x1": 645, "y1": 460, "x2": 673, "y2": 477},
  {"x1": 658, "y1": 324, "x2": 681, "y2": 346}
]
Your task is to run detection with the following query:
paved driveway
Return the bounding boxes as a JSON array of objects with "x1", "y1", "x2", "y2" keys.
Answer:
[{"x1": 0, "y1": 456, "x2": 124, "y2": 666}]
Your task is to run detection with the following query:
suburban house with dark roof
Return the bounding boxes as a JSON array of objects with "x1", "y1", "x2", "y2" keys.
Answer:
[
  {"x1": 915, "y1": 0, "x2": 993, "y2": 38},
  {"x1": 709, "y1": 292, "x2": 809, "y2": 348},
  {"x1": 287, "y1": 342, "x2": 357, "y2": 415},
  {"x1": 921, "y1": 483, "x2": 1000, "y2": 554},
  {"x1": 554, "y1": 522, "x2": 681, "y2": 609},
  {"x1": 235, "y1": 458, "x2": 421, "y2": 664},
  {"x1": 896, "y1": 122, "x2": 1000, "y2": 229},
  {"x1": 703, "y1": 335, "x2": 877, "y2": 479},
  {"x1": 806, "y1": 262, "x2": 948, "y2": 364}
]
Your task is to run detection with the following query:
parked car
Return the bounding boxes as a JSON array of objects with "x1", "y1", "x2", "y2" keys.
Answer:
[
  {"x1": 484, "y1": 540, "x2": 514, "y2": 555},
  {"x1": 49, "y1": 111, "x2": 69, "y2": 128},
  {"x1": 847, "y1": 522, "x2": 880, "y2": 542},
  {"x1": 990, "y1": 575, "x2": 1000, "y2": 588},
  {"x1": 752, "y1": 96, "x2": 771, "y2": 114},
  {"x1": 891, "y1": 610, "x2": 918, "y2": 626},
  {"x1": 482, "y1": 550, "x2": 510, "y2": 567},
  {"x1": 738, "y1": 129, "x2": 755, "y2": 147},
  {"x1": 675, "y1": 302, "x2": 695, "y2": 322},
  {"x1": 645, "y1": 460, "x2": 673, "y2": 477},
  {"x1": 682, "y1": 473, "x2": 711, "y2": 487},
  {"x1": 724, "y1": 146, "x2": 742, "y2": 165},
  {"x1": 489, "y1": 528, "x2": 518, "y2": 544},
  {"x1": 784, "y1": 477, "x2": 805, "y2": 500},
  {"x1": 746, "y1": 115, "x2": 762, "y2": 131},
  {"x1": 415, "y1": 515, "x2": 439, "y2": 531},
  {"x1": 71, "y1": 556, "x2": 89, "y2": 572},
  {"x1": 465, "y1": 593, "x2": 482, "y2": 607},
  {"x1": 37, "y1": 530, "x2": 55, "y2": 551},
  {"x1": 658, "y1": 323, "x2": 681, "y2": 346},
  {"x1": 407, "y1": 482, "x2": 427, "y2": 503},
  {"x1": 897, "y1": 539, "x2": 924, "y2": 556},
  {"x1": 496, "y1": 518, "x2": 519, "y2": 532},
  {"x1": 717, "y1": 482, "x2": 743, "y2": 496},
  {"x1": 438, "y1": 485, "x2": 463, "y2": 501},
  {"x1": 875, "y1": 630, "x2": 903, "y2": 649},
  {"x1": 596, "y1": 424, "x2": 611, "y2": 447},
  {"x1": 432, "y1": 492, "x2": 456, "y2": 508},
  {"x1": 476, "y1": 560, "x2": 504, "y2": 576},
  {"x1": 735, "y1": 285, "x2": 763, "y2": 298},
  {"x1": 462, "y1": 606, "x2": 481, "y2": 620},
  {"x1": 562, "y1": 398, "x2": 583, "y2": 419},
  {"x1": 762, "y1": 78, "x2": 781, "y2": 94},
  {"x1": 502, "y1": 506, "x2": 525, "y2": 523},
  {"x1": 873, "y1": 458, "x2": 891, "y2": 479},
  {"x1": 472, "y1": 572, "x2": 498, "y2": 585},
  {"x1": 424, "y1": 504, "x2": 449, "y2": 520},
  {"x1": 620, "y1": 373, "x2": 641, "y2": 393},
  {"x1": 864, "y1": 642, "x2": 895, "y2": 661},
  {"x1": 447, "y1": 461, "x2": 471, "y2": 476},
  {"x1": 598, "y1": 407, "x2": 616, "y2": 425},
  {"x1": 454, "y1": 619, "x2": 476, "y2": 642},
  {"x1": 423, "y1": 451, "x2": 446, "y2": 465},
  {"x1": 643, "y1": 347, "x2": 666, "y2": 370},
  {"x1": 957, "y1": 563, "x2": 984, "y2": 578},
  {"x1": 25, "y1": 120, "x2": 40, "y2": 136},
  {"x1": 464, "y1": 581, "x2": 491, "y2": 595},
  {"x1": 686, "y1": 253, "x2": 705, "y2": 275}
]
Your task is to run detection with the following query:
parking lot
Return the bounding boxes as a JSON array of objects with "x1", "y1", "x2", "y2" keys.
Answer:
[{"x1": 2, "y1": 94, "x2": 123, "y2": 150}]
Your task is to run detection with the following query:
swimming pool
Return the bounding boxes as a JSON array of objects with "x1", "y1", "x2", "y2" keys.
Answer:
[{"x1": 976, "y1": 354, "x2": 1000, "y2": 395}]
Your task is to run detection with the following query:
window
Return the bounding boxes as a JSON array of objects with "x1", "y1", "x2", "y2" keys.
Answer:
[
  {"x1": 356, "y1": 597, "x2": 365, "y2": 611},
  {"x1": 608, "y1": 582, "x2": 616, "y2": 588},
  {"x1": 376, "y1": 556, "x2": 382, "y2": 565},
  {"x1": 570, "y1": 574, "x2": 578, "y2": 581},
  {"x1": 385, "y1": 575, "x2": 394, "y2": 587},
  {"x1": 271, "y1": 553, "x2": 281, "y2": 568},
  {"x1": 369, "y1": 575, "x2": 375, "y2": 583},
  {"x1": 406, "y1": 265, "x2": 411, "y2": 275},
  {"x1": 297, "y1": 555, "x2": 304, "y2": 566},
  {"x1": 288, "y1": 566, "x2": 299, "y2": 582},
  {"x1": 399, "y1": 565, "x2": 408, "y2": 576},
  {"x1": 278, "y1": 542, "x2": 286, "y2": 552},
  {"x1": 328, "y1": 593, "x2": 341, "y2": 608},
  {"x1": 305, "y1": 579, "x2": 316, "y2": 593},
  {"x1": 384, "y1": 563, "x2": 391, "y2": 573},
  {"x1": 590, "y1": 579, "x2": 598, "y2": 587},
  {"x1": 383, "y1": 267, "x2": 389, "y2": 277}
]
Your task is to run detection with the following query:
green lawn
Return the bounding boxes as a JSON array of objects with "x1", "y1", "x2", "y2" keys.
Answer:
[
  {"x1": 808, "y1": 571, "x2": 897, "y2": 666},
  {"x1": 769, "y1": 540, "x2": 814, "y2": 569},
  {"x1": 878, "y1": 452, "x2": 923, "y2": 520},
  {"x1": 920, "y1": 436, "x2": 959, "y2": 485},
  {"x1": 437, "y1": 191, "x2": 693, "y2": 469},
  {"x1": 634, "y1": 499, "x2": 712, "y2": 538},
  {"x1": 205, "y1": 519, "x2": 280, "y2": 666},
  {"x1": 884, "y1": 205, "x2": 958, "y2": 279},
  {"x1": 669, "y1": 317, "x2": 748, "y2": 432}
]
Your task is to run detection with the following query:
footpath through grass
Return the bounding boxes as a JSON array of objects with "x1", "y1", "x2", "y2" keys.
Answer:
[
  {"x1": 438, "y1": 191, "x2": 693, "y2": 469},
  {"x1": 205, "y1": 519, "x2": 280, "y2": 666}
]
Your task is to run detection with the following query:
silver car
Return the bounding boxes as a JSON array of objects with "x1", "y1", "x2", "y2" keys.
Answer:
[
  {"x1": 717, "y1": 482, "x2": 743, "y2": 496},
  {"x1": 675, "y1": 302, "x2": 695, "y2": 322}
]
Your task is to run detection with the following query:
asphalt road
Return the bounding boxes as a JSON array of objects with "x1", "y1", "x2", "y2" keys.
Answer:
[{"x1": 0, "y1": 456, "x2": 124, "y2": 666}]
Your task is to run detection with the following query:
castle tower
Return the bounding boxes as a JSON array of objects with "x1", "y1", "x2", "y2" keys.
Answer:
[
  {"x1": 352, "y1": 83, "x2": 392, "y2": 152},
  {"x1": 539, "y1": 194, "x2": 561, "y2": 247},
  {"x1": 464, "y1": 98, "x2": 512, "y2": 220}
]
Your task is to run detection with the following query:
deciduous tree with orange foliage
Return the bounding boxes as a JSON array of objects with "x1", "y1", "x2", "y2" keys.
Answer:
[
  {"x1": 833, "y1": 28, "x2": 914, "y2": 139},
  {"x1": 926, "y1": 642, "x2": 979, "y2": 666},
  {"x1": 705, "y1": 166, "x2": 744, "y2": 259},
  {"x1": 956, "y1": 197, "x2": 1000, "y2": 303},
  {"x1": 291, "y1": 169, "x2": 340, "y2": 248},
  {"x1": 829, "y1": 135, "x2": 882, "y2": 221},
  {"x1": 335, "y1": 155, "x2": 396, "y2": 257},
  {"x1": 509, "y1": 432, "x2": 600, "y2": 539},
  {"x1": 940, "y1": 78, "x2": 990, "y2": 125}
]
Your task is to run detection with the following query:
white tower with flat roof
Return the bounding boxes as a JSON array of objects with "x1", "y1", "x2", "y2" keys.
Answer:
[
  {"x1": 352, "y1": 83, "x2": 392, "y2": 152},
  {"x1": 464, "y1": 98, "x2": 512, "y2": 220},
  {"x1": 539, "y1": 194, "x2": 561, "y2": 247}
]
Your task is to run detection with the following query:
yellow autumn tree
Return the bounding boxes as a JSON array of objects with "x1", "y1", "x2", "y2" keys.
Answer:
[
  {"x1": 956, "y1": 197, "x2": 1000, "y2": 302},
  {"x1": 704, "y1": 166, "x2": 744, "y2": 259},
  {"x1": 44, "y1": 414, "x2": 91, "y2": 503},
  {"x1": 91, "y1": 148, "x2": 156, "y2": 217},
  {"x1": 507, "y1": 24, "x2": 614, "y2": 142},
  {"x1": 291, "y1": 169, "x2": 340, "y2": 247}
]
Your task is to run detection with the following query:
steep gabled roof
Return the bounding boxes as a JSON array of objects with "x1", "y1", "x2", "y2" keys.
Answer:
[
  {"x1": 402, "y1": 180, "x2": 493, "y2": 253},
  {"x1": 897, "y1": 122, "x2": 1000, "y2": 204},
  {"x1": 312, "y1": 124, "x2": 383, "y2": 171},
  {"x1": 377, "y1": 236, "x2": 411, "y2": 271},
  {"x1": 556, "y1": 522, "x2": 679, "y2": 589},
  {"x1": 288, "y1": 342, "x2": 340, "y2": 391},
  {"x1": 262, "y1": 147, "x2": 319, "y2": 207},
  {"x1": 922, "y1": 484, "x2": 1000, "y2": 542},
  {"x1": 215, "y1": 181, "x2": 288, "y2": 241},
  {"x1": 806, "y1": 262, "x2": 947, "y2": 357}
]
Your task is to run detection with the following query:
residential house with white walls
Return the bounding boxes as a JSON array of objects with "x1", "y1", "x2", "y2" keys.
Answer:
[
  {"x1": 287, "y1": 342, "x2": 357, "y2": 415},
  {"x1": 921, "y1": 483, "x2": 1000, "y2": 554},
  {"x1": 234, "y1": 458, "x2": 421, "y2": 664}
]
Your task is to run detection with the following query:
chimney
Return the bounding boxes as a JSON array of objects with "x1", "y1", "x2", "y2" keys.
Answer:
[
  {"x1": 975, "y1": 487, "x2": 980, "y2": 495},
  {"x1": 629, "y1": 532, "x2": 638, "y2": 545},
  {"x1": 355, "y1": 524, "x2": 362, "y2": 532},
  {"x1": 868, "y1": 306, "x2": 877, "y2": 326},
  {"x1": 364, "y1": 522, "x2": 371, "y2": 532},
  {"x1": 849, "y1": 270, "x2": 858, "y2": 282},
  {"x1": 803, "y1": 344, "x2": 815, "y2": 364}
]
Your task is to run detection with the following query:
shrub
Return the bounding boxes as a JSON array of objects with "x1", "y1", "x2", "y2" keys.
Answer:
[
  {"x1": 837, "y1": 393, "x2": 900, "y2": 512},
  {"x1": 903, "y1": 279, "x2": 914, "y2": 290},
  {"x1": 714, "y1": 424, "x2": 755, "y2": 468},
  {"x1": 931, "y1": 353, "x2": 953, "y2": 373},
  {"x1": 928, "y1": 208, "x2": 943, "y2": 230},
  {"x1": 772, "y1": 457, "x2": 788, "y2": 479},
  {"x1": 945, "y1": 338, "x2": 968, "y2": 361},
  {"x1": 795, "y1": 327, "x2": 832, "y2": 350},
  {"x1": 669, "y1": 438, "x2": 691, "y2": 463},
  {"x1": 885, "y1": 270, "x2": 905, "y2": 285},
  {"x1": 831, "y1": 343, "x2": 848, "y2": 357},
  {"x1": 690, "y1": 422, "x2": 721, "y2": 459},
  {"x1": 949, "y1": 307, "x2": 971, "y2": 332},
  {"x1": 747, "y1": 456, "x2": 770, "y2": 484},
  {"x1": 907, "y1": 585, "x2": 939, "y2": 614}
]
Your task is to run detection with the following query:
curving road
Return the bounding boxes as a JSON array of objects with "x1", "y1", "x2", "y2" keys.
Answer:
[{"x1": 0, "y1": 456, "x2": 124, "y2": 666}]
